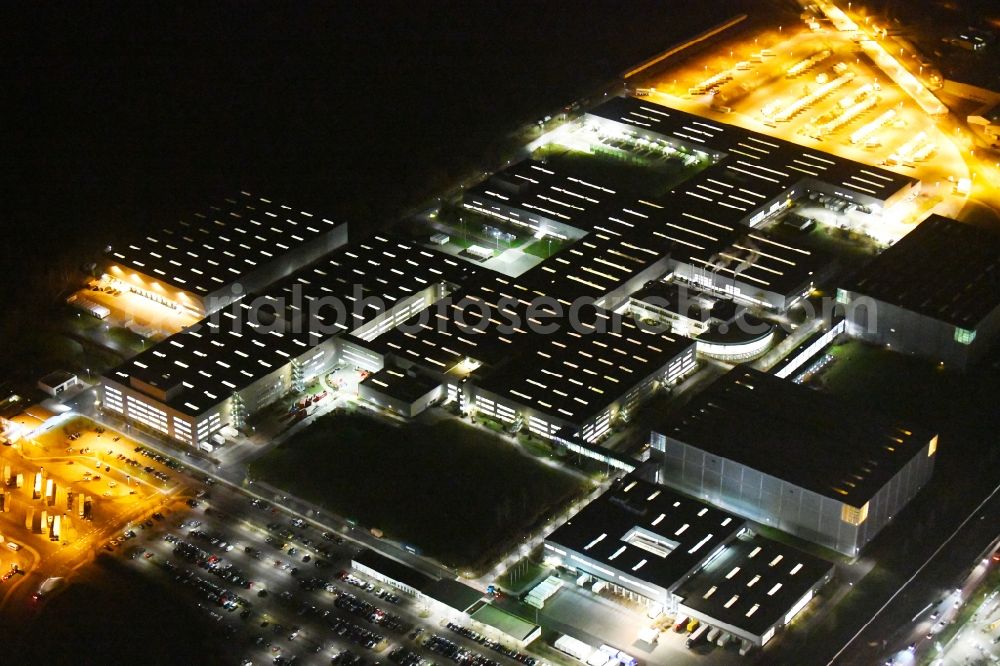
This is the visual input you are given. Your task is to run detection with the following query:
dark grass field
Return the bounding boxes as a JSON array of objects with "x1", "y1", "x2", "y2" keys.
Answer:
[
  {"x1": 249, "y1": 412, "x2": 585, "y2": 571},
  {"x1": 1, "y1": 555, "x2": 227, "y2": 665}
]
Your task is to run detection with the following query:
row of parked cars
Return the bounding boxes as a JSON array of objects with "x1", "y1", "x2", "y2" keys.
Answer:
[
  {"x1": 329, "y1": 616, "x2": 384, "y2": 650},
  {"x1": 135, "y1": 445, "x2": 182, "y2": 470},
  {"x1": 424, "y1": 634, "x2": 500, "y2": 666},
  {"x1": 389, "y1": 645, "x2": 426, "y2": 666},
  {"x1": 116, "y1": 452, "x2": 171, "y2": 483},
  {"x1": 446, "y1": 622, "x2": 537, "y2": 665},
  {"x1": 335, "y1": 590, "x2": 408, "y2": 633}
]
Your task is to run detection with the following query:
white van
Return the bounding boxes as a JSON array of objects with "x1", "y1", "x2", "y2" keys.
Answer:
[{"x1": 6, "y1": 541, "x2": 21, "y2": 551}]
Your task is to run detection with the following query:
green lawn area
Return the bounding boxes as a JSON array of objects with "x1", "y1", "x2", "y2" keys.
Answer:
[
  {"x1": 522, "y1": 238, "x2": 568, "y2": 259},
  {"x1": 813, "y1": 339, "x2": 1000, "y2": 461},
  {"x1": 106, "y1": 326, "x2": 149, "y2": 354},
  {"x1": 248, "y1": 413, "x2": 586, "y2": 572},
  {"x1": 815, "y1": 340, "x2": 959, "y2": 417}
]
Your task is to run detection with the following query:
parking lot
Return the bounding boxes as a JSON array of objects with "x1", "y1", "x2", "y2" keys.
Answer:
[
  {"x1": 114, "y1": 476, "x2": 536, "y2": 666},
  {"x1": 634, "y1": 17, "x2": 970, "y2": 243}
]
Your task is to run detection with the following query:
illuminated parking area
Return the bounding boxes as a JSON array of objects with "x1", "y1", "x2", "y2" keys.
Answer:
[
  {"x1": 0, "y1": 415, "x2": 178, "y2": 581},
  {"x1": 632, "y1": 18, "x2": 970, "y2": 234}
]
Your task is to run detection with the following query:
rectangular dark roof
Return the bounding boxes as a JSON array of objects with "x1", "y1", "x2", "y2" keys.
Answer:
[
  {"x1": 39, "y1": 371, "x2": 77, "y2": 387},
  {"x1": 676, "y1": 535, "x2": 833, "y2": 638},
  {"x1": 423, "y1": 579, "x2": 484, "y2": 614},
  {"x1": 659, "y1": 367, "x2": 936, "y2": 506},
  {"x1": 106, "y1": 191, "x2": 344, "y2": 297},
  {"x1": 353, "y1": 549, "x2": 434, "y2": 592},
  {"x1": 465, "y1": 158, "x2": 621, "y2": 232},
  {"x1": 588, "y1": 97, "x2": 914, "y2": 202},
  {"x1": 360, "y1": 367, "x2": 441, "y2": 404},
  {"x1": 841, "y1": 215, "x2": 1000, "y2": 329},
  {"x1": 477, "y1": 313, "x2": 694, "y2": 426},
  {"x1": 547, "y1": 477, "x2": 744, "y2": 593}
]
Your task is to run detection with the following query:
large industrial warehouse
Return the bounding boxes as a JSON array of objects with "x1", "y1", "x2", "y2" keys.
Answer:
[
  {"x1": 473, "y1": 312, "x2": 696, "y2": 442},
  {"x1": 100, "y1": 97, "x2": 930, "y2": 451},
  {"x1": 585, "y1": 96, "x2": 918, "y2": 221},
  {"x1": 543, "y1": 476, "x2": 833, "y2": 650},
  {"x1": 648, "y1": 367, "x2": 937, "y2": 555},
  {"x1": 673, "y1": 534, "x2": 834, "y2": 648},
  {"x1": 101, "y1": 235, "x2": 471, "y2": 447},
  {"x1": 105, "y1": 191, "x2": 348, "y2": 318},
  {"x1": 839, "y1": 214, "x2": 1000, "y2": 370}
]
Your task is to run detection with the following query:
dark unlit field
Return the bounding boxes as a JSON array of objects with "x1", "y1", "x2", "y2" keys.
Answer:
[{"x1": 249, "y1": 413, "x2": 584, "y2": 571}]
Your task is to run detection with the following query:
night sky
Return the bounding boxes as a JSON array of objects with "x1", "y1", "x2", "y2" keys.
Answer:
[
  {"x1": 4, "y1": 2, "x2": 748, "y2": 376},
  {"x1": 9, "y1": 1, "x2": 739, "y2": 245}
]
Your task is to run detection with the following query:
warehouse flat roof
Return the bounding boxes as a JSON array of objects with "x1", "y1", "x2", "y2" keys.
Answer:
[
  {"x1": 588, "y1": 97, "x2": 914, "y2": 202},
  {"x1": 477, "y1": 313, "x2": 694, "y2": 426},
  {"x1": 469, "y1": 605, "x2": 540, "y2": 643},
  {"x1": 676, "y1": 535, "x2": 833, "y2": 639},
  {"x1": 105, "y1": 236, "x2": 470, "y2": 417},
  {"x1": 546, "y1": 477, "x2": 744, "y2": 595},
  {"x1": 842, "y1": 215, "x2": 1000, "y2": 330},
  {"x1": 424, "y1": 579, "x2": 483, "y2": 614},
  {"x1": 366, "y1": 274, "x2": 559, "y2": 373},
  {"x1": 659, "y1": 367, "x2": 935, "y2": 506},
  {"x1": 256, "y1": 234, "x2": 475, "y2": 338},
  {"x1": 105, "y1": 310, "x2": 315, "y2": 417},
  {"x1": 353, "y1": 549, "x2": 434, "y2": 592},
  {"x1": 630, "y1": 282, "x2": 715, "y2": 322},
  {"x1": 360, "y1": 367, "x2": 440, "y2": 405},
  {"x1": 680, "y1": 228, "x2": 828, "y2": 299},
  {"x1": 106, "y1": 191, "x2": 344, "y2": 297},
  {"x1": 518, "y1": 227, "x2": 666, "y2": 301},
  {"x1": 465, "y1": 158, "x2": 620, "y2": 232}
]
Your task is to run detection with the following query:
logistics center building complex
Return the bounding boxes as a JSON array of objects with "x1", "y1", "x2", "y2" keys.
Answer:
[
  {"x1": 101, "y1": 234, "x2": 473, "y2": 447},
  {"x1": 100, "y1": 96, "x2": 923, "y2": 450}
]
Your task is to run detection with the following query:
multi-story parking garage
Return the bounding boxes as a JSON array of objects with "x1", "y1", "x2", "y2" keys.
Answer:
[{"x1": 648, "y1": 367, "x2": 937, "y2": 555}]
